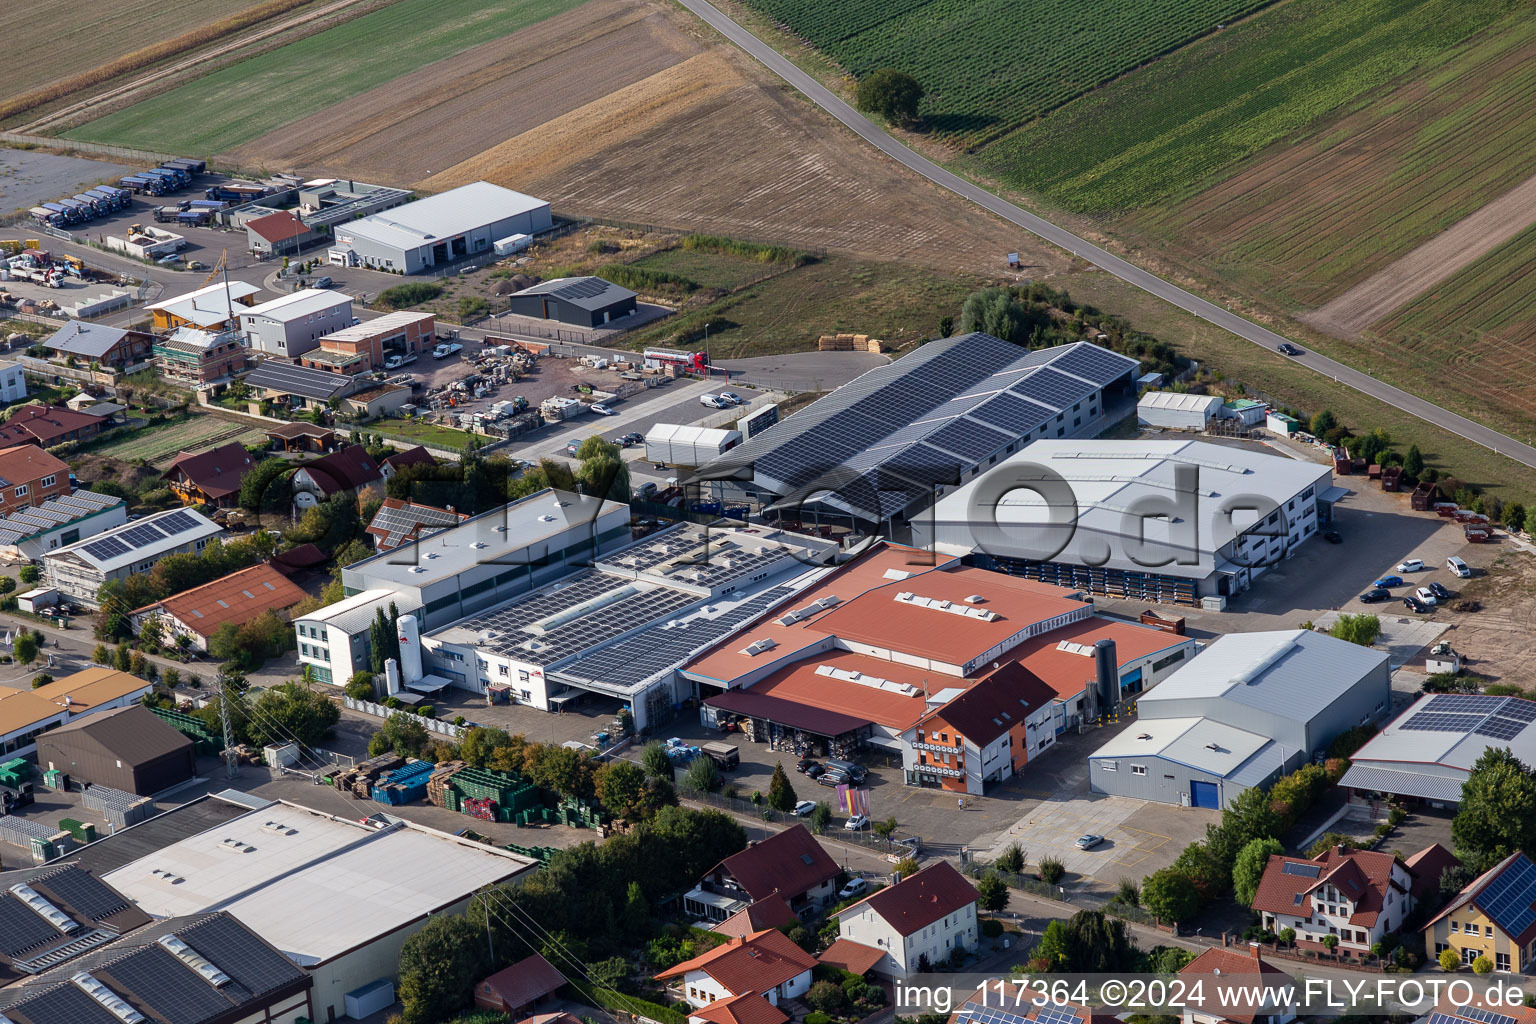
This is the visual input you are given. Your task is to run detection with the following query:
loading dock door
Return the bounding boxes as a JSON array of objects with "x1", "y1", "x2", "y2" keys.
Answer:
[{"x1": 1190, "y1": 780, "x2": 1219, "y2": 809}]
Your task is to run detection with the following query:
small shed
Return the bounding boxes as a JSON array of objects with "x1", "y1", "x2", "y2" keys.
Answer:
[
  {"x1": 646, "y1": 423, "x2": 742, "y2": 466},
  {"x1": 474, "y1": 953, "x2": 566, "y2": 1016},
  {"x1": 1137, "y1": 391, "x2": 1222, "y2": 430},
  {"x1": 35, "y1": 704, "x2": 195, "y2": 795},
  {"x1": 1223, "y1": 399, "x2": 1268, "y2": 427},
  {"x1": 1266, "y1": 412, "x2": 1300, "y2": 436},
  {"x1": 17, "y1": 588, "x2": 59, "y2": 614}
]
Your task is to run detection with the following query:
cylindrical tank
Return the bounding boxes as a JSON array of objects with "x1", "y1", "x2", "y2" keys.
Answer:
[
  {"x1": 395, "y1": 615, "x2": 422, "y2": 684},
  {"x1": 1093, "y1": 638, "x2": 1119, "y2": 716},
  {"x1": 384, "y1": 659, "x2": 401, "y2": 696}
]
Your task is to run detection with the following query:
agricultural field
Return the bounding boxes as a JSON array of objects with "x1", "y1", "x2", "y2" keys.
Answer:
[
  {"x1": 0, "y1": 0, "x2": 274, "y2": 98},
  {"x1": 737, "y1": 0, "x2": 1272, "y2": 147},
  {"x1": 974, "y1": 0, "x2": 1524, "y2": 216},
  {"x1": 63, "y1": 0, "x2": 586, "y2": 153},
  {"x1": 89, "y1": 416, "x2": 266, "y2": 465}
]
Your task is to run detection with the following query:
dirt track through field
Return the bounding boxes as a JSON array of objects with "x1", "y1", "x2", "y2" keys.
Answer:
[{"x1": 1302, "y1": 171, "x2": 1536, "y2": 337}]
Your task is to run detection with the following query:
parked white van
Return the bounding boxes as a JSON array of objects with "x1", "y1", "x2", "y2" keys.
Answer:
[{"x1": 1447, "y1": 556, "x2": 1472, "y2": 578}]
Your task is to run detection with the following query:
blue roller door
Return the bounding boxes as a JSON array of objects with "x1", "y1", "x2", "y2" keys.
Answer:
[{"x1": 1190, "y1": 780, "x2": 1219, "y2": 809}]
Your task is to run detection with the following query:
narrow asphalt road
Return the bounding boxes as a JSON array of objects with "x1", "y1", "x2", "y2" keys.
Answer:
[{"x1": 673, "y1": 0, "x2": 1536, "y2": 471}]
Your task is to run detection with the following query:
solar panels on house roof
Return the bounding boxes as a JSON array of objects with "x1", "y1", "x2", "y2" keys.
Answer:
[
  {"x1": 1281, "y1": 861, "x2": 1322, "y2": 878},
  {"x1": 1478, "y1": 856, "x2": 1536, "y2": 940},
  {"x1": 245, "y1": 360, "x2": 356, "y2": 400}
]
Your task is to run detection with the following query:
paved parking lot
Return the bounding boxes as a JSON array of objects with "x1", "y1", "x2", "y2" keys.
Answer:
[
  {"x1": 1314, "y1": 609, "x2": 1449, "y2": 669},
  {"x1": 0, "y1": 149, "x2": 137, "y2": 216}
]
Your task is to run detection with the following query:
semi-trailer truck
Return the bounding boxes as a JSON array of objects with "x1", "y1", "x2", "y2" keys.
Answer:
[
  {"x1": 94, "y1": 185, "x2": 131, "y2": 208},
  {"x1": 29, "y1": 207, "x2": 64, "y2": 228}
]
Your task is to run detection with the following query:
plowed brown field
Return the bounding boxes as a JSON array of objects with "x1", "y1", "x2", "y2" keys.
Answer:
[{"x1": 231, "y1": 0, "x2": 1055, "y2": 274}]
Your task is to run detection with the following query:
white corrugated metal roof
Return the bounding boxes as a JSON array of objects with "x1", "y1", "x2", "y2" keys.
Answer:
[
  {"x1": 240, "y1": 288, "x2": 351, "y2": 322},
  {"x1": 1137, "y1": 391, "x2": 1223, "y2": 413},
  {"x1": 147, "y1": 281, "x2": 261, "y2": 327},
  {"x1": 319, "y1": 309, "x2": 433, "y2": 343},
  {"x1": 343, "y1": 181, "x2": 547, "y2": 250},
  {"x1": 294, "y1": 588, "x2": 407, "y2": 633},
  {"x1": 1338, "y1": 763, "x2": 1465, "y2": 802},
  {"x1": 646, "y1": 423, "x2": 740, "y2": 447}
]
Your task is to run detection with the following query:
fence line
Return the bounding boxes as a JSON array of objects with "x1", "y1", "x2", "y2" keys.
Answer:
[
  {"x1": 0, "y1": 131, "x2": 173, "y2": 164},
  {"x1": 343, "y1": 695, "x2": 466, "y2": 738}
]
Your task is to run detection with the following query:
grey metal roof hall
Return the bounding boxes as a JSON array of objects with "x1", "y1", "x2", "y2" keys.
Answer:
[
  {"x1": 245, "y1": 360, "x2": 358, "y2": 401},
  {"x1": 510, "y1": 276, "x2": 637, "y2": 311},
  {"x1": 702, "y1": 335, "x2": 1139, "y2": 522}
]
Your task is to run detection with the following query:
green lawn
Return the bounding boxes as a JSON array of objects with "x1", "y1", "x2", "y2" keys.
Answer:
[
  {"x1": 738, "y1": 0, "x2": 1272, "y2": 147},
  {"x1": 64, "y1": 0, "x2": 584, "y2": 153},
  {"x1": 376, "y1": 418, "x2": 483, "y2": 451},
  {"x1": 619, "y1": 256, "x2": 983, "y2": 359},
  {"x1": 973, "y1": 0, "x2": 1522, "y2": 213},
  {"x1": 628, "y1": 248, "x2": 786, "y2": 292}
]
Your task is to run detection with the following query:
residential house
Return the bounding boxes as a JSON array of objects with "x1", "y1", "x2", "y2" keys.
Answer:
[
  {"x1": 946, "y1": 989, "x2": 1115, "y2": 1024},
  {"x1": 0, "y1": 404, "x2": 107, "y2": 447},
  {"x1": 656, "y1": 929, "x2": 816, "y2": 1011},
  {"x1": 713, "y1": 894, "x2": 797, "y2": 939},
  {"x1": 127, "y1": 562, "x2": 307, "y2": 652},
  {"x1": 1424, "y1": 851, "x2": 1536, "y2": 972},
  {"x1": 366, "y1": 497, "x2": 467, "y2": 552},
  {"x1": 0, "y1": 444, "x2": 71, "y2": 510},
  {"x1": 381, "y1": 445, "x2": 437, "y2": 477},
  {"x1": 0, "y1": 359, "x2": 24, "y2": 404},
  {"x1": 265, "y1": 421, "x2": 336, "y2": 454},
  {"x1": 473, "y1": 953, "x2": 566, "y2": 1017},
  {"x1": 146, "y1": 280, "x2": 261, "y2": 331},
  {"x1": 245, "y1": 210, "x2": 324, "y2": 257},
  {"x1": 687, "y1": 993, "x2": 789, "y2": 1024},
  {"x1": 161, "y1": 442, "x2": 257, "y2": 508},
  {"x1": 291, "y1": 446, "x2": 383, "y2": 508},
  {"x1": 153, "y1": 326, "x2": 248, "y2": 386},
  {"x1": 1177, "y1": 945, "x2": 1296, "y2": 1024},
  {"x1": 1253, "y1": 842, "x2": 1456, "y2": 957},
  {"x1": 40, "y1": 321, "x2": 153, "y2": 368},
  {"x1": 683, "y1": 824, "x2": 839, "y2": 923},
  {"x1": 240, "y1": 288, "x2": 353, "y2": 357},
  {"x1": 832, "y1": 860, "x2": 979, "y2": 977}
]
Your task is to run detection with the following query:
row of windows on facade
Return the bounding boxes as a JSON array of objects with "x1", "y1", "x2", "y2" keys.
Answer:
[
  {"x1": 299, "y1": 642, "x2": 330, "y2": 661},
  {"x1": 1433, "y1": 943, "x2": 1512, "y2": 970}
]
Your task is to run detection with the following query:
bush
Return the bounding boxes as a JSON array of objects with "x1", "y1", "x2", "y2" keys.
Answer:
[
  {"x1": 981, "y1": 918, "x2": 1004, "y2": 938},
  {"x1": 805, "y1": 1015, "x2": 832, "y2": 1024},
  {"x1": 1038, "y1": 857, "x2": 1065, "y2": 884},
  {"x1": 376, "y1": 283, "x2": 443, "y2": 309},
  {"x1": 1440, "y1": 948, "x2": 1460, "y2": 972},
  {"x1": 994, "y1": 842, "x2": 1025, "y2": 874},
  {"x1": 0, "y1": 577, "x2": 14, "y2": 595},
  {"x1": 1474, "y1": 955, "x2": 1493, "y2": 975},
  {"x1": 1115, "y1": 877, "x2": 1140, "y2": 906},
  {"x1": 806, "y1": 981, "x2": 847, "y2": 1014}
]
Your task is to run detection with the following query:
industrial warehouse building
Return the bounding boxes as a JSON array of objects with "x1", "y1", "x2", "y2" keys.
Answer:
[
  {"x1": 329, "y1": 181, "x2": 551, "y2": 274},
  {"x1": 1137, "y1": 390, "x2": 1224, "y2": 430},
  {"x1": 0, "y1": 668, "x2": 155, "y2": 758},
  {"x1": 35, "y1": 704, "x2": 195, "y2": 795},
  {"x1": 239, "y1": 288, "x2": 354, "y2": 356},
  {"x1": 1339, "y1": 694, "x2": 1536, "y2": 807},
  {"x1": 507, "y1": 276, "x2": 638, "y2": 327},
  {"x1": 916, "y1": 438, "x2": 1339, "y2": 606},
  {"x1": 1089, "y1": 630, "x2": 1390, "y2": 809},
  {"x1": 679, "y1": 543, "x2": 1196, "y2": 794},
  {"x1": 43, "y1": 508, "x2": 222, "y2": 605},
  {"x1": 100, "y1": 795, "x2": 535, "y2": 1024},
  {"x1": 703, "y1": 336, "x2": 1140, "y2": 529}
]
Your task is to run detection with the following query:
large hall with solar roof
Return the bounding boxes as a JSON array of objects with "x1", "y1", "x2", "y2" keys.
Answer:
[
  {"x1": 697, "y1": 335, "x2": 1139, "y2": 531},
  {"x1": 42, "y1": 507, "x2": 221, "y2": 606}
]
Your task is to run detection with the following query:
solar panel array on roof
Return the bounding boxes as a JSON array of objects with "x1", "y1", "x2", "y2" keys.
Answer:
[
  {"x1": 0, "y1": 893, "x2": 63, "y2": 958},
  {"x1": 1479, "y1": 857, "x2": 1536, "y2": 940},
  {"x1": 1403, "y1": 712, "x2": 1486, "y2": 732},
  {"x1": 158, "y1": 510, "x2": 200, "y2": 534},
  {"x1": 958, "y1": 1002, "x2": 1083, "y2": 1024},
  {"x1": 1281, "y1": 861, "x2": 1322, "y2": 878},
  {"x1": 35, "y1": 867, "x2": 130, "y2": 921},
  {"x1": 1456, "y1": 1008, "x2": 1517, "y2": 1024},
  {"x1": 81, "y1": 535, "x2": 130, "y2": 560},
  {"x1": 707, "y1": 335, "x2": 1137, "y2": 521},
  {"x1": 245, "y1": 361, "x2": 354, "y2": 401}
]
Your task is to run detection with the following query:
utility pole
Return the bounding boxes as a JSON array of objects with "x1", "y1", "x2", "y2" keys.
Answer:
[
  {"x1": 484, "y1": 897, "x2": 495, "y2": 963},
  {"x1": 218, "y1": 672, "x2": 238, "y2": 780}
]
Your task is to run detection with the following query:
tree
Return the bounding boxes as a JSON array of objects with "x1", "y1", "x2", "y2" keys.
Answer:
[
  {"x1": 1440, "y1": 947, "x2": 1461, "y2": 972},
  {"x1": 247, "y1": 682, "x2": 340, "y2": 747},
  {"x1": 938, "y1": 315, "x2": 955, "y2": 338},
  {"x1": 0, "y1": 577, "x2": 14, "y2": 596},
  {"x1": 93, "y1": 643, "x2": 111, "y2": 665},
  {"x1": 1404, "y1": 445, "x2": 1425, "y2": 479},
  {"x1": 1141, "y1": 868, "x2": 1199, "y2": 923},
  {"x1": 960, "y1": 286, "x2": 1049, "y2": 346},
  {"x1": 1321, "y1": 934, "x2": 1338, "y2": 953},
  {"x1": 895, "y1": 856, "x2": 920, "y2": 878},
  {"x1": 995, "y1": 842, "x2": 1026, "y2": 874},
  {"x1": 1033, "y1": 919, "x2": 1069, "y2": 971},
  {"x1": 1504, "y1": 502, "x2": 1527, "y2": 535},
  {"x1": 1439, "y1": 863, "x2": 1474, "y2": 903},
  {"x1": 114, "y1": 643, "x2": 131, "y2": 672},
  {"x1": 332, "y1": 539, "x2": 373, "y2": 578},
  {"x1": 13, "y1": 632, "x2": 38, "y2": 666},
  {"x1": 459, "y1": 727, "x2": 512, "y2": 768},
  {"x1": 398, "y1": 913, "x2": 491, "y2": 1024},
  {"x1": 1310, "y1": 410, "x2": 1337, "y2": 438},
  {"x1": 977, "y1": 871, "x2": 1009, "y2": 912},
  {"x1": 1452, "y1": 746, "x2": 1536, "y2": 871},
  {"x1": 17, "y1": 565, "x2": 38, "y2": 585},
  {"x1": 807, "y1": 981, "x2": 848, "y2": 1015},
  {"x1": 854, "y1": 69, "x2": 923, "y2": 122},
  {"x1": 239, "y1": 459, "x2": 291, "y2": 511},
  {"x1": 766, "y1": 762, "x2": 797, "y2": 812},
  {"x1": 1232, "y1": 837, "x2": 1284, "y2": 906},
  {"x1": 1062, "y1": 910, "x2": 1136, "y2": 973},
  {"x1": 685, "y1": 754, "x2": 722, "y2": 792},
  {"x1": 1329, "y1": 613, "x2": 1381, "y2": 647},
  {"x1": 809, "y1": 801, "x2": 833, "y2": 835},
  {"x1": 373, "y1": 712, "x2": 431, "y2": 759},
  {"x1": 594, "y1": 760, "x2": 650, "y2": 820},
  {"x1": 873, "y1": 816, "x2": 899, "y2": 847},
  {"x1": 621, "y1": 880, "x2": 650, "y2": 937},
  {"x1": 640, "y1": 741, "x2": 673, "y2": 779}
]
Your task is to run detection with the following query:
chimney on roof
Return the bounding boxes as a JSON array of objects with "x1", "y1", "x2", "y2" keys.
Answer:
[
  {"x1": 1337, "y1": 844, "x2": 1347, "y2": 856},
  {"x1": 1248, "y1": 941, "x2": 1261, "y2": 960}
]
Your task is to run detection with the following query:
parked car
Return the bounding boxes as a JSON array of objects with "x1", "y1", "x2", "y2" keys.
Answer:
[
  {"x1": 795, "y1": 758, "x2": 817, "y2": 774},
  {"x1": 1323, "y1": 530, "x2": 1342, "y2": 543},
  {"x1": 844, "y1": 814, "x2": 870, "y2": 831},
  {"x1": 1429, "y1": 581, "x2": 1451, "y2": 600},
  {"x1": 1414, "y1": 587, "x2": 1438, "y2": 606},
  {"x1": 1374, "y1": 575, "x2": 1404, "y2": 588},
  {"x1": 837, "y1": 878, "x2": 867, "y2": 900},
  {"x1": 432, "y1": 342, "x2": 463, "y2": 359},
  {"x1": 719, "y1": 390, "x2": 743, "y2": 404},
  {"x1": 699, "y1": 394, "x2": 729, "y2": 409},
  {"x1": 590, "y1": 404, "x2": 614, "y2": 416},
  {"x1": 1075, "y1": 834, "x2": 1105, "y2": 850},
  {"x1": 620, "y1": 431, "x2": 644, "y2": 445},
  {"x1": 1277, "y1": 343, "x2": 1303, "y2": 356},
  {"x1": 1359, "y1": 588, "x2": 1391, "y2": 604},
  {"x1": 804, "y1": 763, "x2": 824, "y2": 779},
  {"x1": 1447, "y1": 556, "x2": 1472, "y2": 578},
  {"x1": 313, "y1": 275, "x2": 333, "y2": 289},
  {"x1": 1403, "y1": 595, "x2": 1431, "y2": 613},
  {"x1": 565, "y1": 441, "x2": 581, "y2": 457},
  {"x1": 794, "y1": 800, "x2": 816, "y2": 817},
  {"x1": 817, "y1": 771, "x2": 847, "y2": 787},
  {"x1": 1397, "y1": 559, "x2": 1427, "y2": 573}
]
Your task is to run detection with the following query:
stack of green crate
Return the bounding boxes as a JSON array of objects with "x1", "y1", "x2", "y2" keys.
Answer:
[
  {"x1": 0, "y1": 758, "x2": 30, "y2": 789},
  {"x1": 58, "y1": 819, "x2": 96, "y2": 844},
  {"x1": 148, "y1": 707, "x2": 220, "y2": 755}
]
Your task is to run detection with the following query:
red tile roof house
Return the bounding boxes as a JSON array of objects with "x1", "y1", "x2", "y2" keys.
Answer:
[
  {"x1": 0, "y1": 404, "x2": 107, "y2": 448},
  {"x1": 1251, "y1": 842, "x2": 1457, "y2": 958},
  {"x1": 655, "y1": 928, "x2": 817, "y2": 1017},
  {"x1": 474, "y1": 953, "x2": 567, "y2": 1016},
  {"x1": 683, "y1": 824, "x2": 839, "y2": 923},
  {"x1": 1177, "y1": 945, "x2": 1296, "y2": 1024},
  {"x1": 829, "y1": 861, "x2": 979, "y2": 977},
  {"x1": 161, "y1": 442, "x2": 257, "y2": 508},
  {"x1": 291, "y1": 445, "x2": 384, "y2": 506}
]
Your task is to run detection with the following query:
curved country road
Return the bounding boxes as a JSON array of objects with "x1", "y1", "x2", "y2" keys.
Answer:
[{"x1": 674, "y1": 0, "x2": 1536, "y2": 470}]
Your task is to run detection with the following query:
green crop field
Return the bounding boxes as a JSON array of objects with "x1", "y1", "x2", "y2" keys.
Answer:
[
  {"x1": 91, "y1": 416, "x2": 265, "y2": 463},
  {"x1": 64, "y1": 0, "x2": 585, "y2": 153},
  {"x1": 973, "y1": 0, "x2": 1523, "y2": 214},
  {"x1": 738, "y1": 0, "x2": 1272, "y2": 146}
]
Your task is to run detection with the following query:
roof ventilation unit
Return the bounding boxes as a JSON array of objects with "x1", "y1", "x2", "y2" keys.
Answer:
[
  {"x1": 157, "y1": 934, "x2": 232, "y2": 988},
  {"x1": 964, "y1": 595, "x2": 985, "y2": 604},
  {"x1": 540, "y1": 514, "x2": 557, "y2": 522},
  {"x1": 217, "y1": 837, "x2": 255, "y2": 853},
  {"x1": 259, "y1": 820, "x2": 291, "y2": 834},
  {"x1": 71, "y1": 973, "x2": 146, "y2": 1024},
  {"x1": 740, "y1": 638, "x2": 778, "y2": 656},
  {"x1": 8, "y1": 883, "x2": 79, "y2": 934}
]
